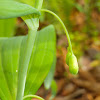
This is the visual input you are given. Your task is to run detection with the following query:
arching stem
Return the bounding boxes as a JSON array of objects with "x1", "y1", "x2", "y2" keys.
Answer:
[{"x1": 40, "y1": 9, "x2": 73, "y2": 54}]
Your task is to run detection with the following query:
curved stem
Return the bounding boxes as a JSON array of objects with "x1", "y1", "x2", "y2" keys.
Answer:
[
  {"x1": 40, "y1": 9, "x2": 73, "y2": 54},
  {"x1": 23, "y1": 95, "x2": 44, "y2": 100}
]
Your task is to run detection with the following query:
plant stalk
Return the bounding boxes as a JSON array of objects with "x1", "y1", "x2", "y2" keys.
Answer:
[
  {"x1": 16, "y1": 0, "x2": 43, "y2": 100},
  {"x1": 16, "y1": 29, "x2": 37, "y2": 100}
]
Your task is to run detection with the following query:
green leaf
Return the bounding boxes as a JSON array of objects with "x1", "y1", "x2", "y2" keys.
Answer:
[
  {"x1": 0, "y1": 0, "x2": 40, "y2": 19},
  {"x1": 44, "y1": 56, "x2": 56, "y2": 89},
  {"x1": 24, "y1": 25, "x2": 56, "y2": 96},
  {"x1": 0, "y1": 36, "x2": 23, "y2": 100},
  {"x1": 0, "y1": 18, "x2": 16, "y2": 37},
  {"x1": 19, "y1": 0, "x2": 35, "y2": 7},
  {"x1": 0, "y1": 25, "x2": 56, "y2": 100}
]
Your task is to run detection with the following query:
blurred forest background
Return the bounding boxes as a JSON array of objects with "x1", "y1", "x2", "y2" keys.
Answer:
[{"x1": 0, "y1": 0, "x2": 100, "y2": 100}]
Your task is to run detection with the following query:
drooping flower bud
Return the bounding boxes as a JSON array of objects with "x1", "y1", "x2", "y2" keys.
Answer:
[{"x1": 69, "y1": 54, "x2": 79, "y2": 75}]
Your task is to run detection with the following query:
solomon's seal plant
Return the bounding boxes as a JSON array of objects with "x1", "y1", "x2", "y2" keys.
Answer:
[{"x1": 0, "y1": 0, "x2": 78, "y2": 100}]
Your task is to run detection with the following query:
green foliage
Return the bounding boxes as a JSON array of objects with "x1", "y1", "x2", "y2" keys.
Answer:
[
  {"x1": 0, "y1": 19, "x2": 16, "y2": 37},
  {"x1": 44, "y1": 56, "x2": 56, "y2": 89},
  {"x1": 0, "y1": 0, "x2": 40, "y2": 19},
  {"x1": 19, "y1": 0, "x2": 35, "y2": 7},
  {"x1": 0, "y1": 25, "x2": 56, "y2": 100},
  {"x1": 0, "y1": 1, "x2": 57, "y2": 100}
]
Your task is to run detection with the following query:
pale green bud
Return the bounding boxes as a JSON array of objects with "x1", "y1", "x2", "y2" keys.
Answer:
[{"x1": 69, "y1": 54, "x2": 79, "y2": 75}]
